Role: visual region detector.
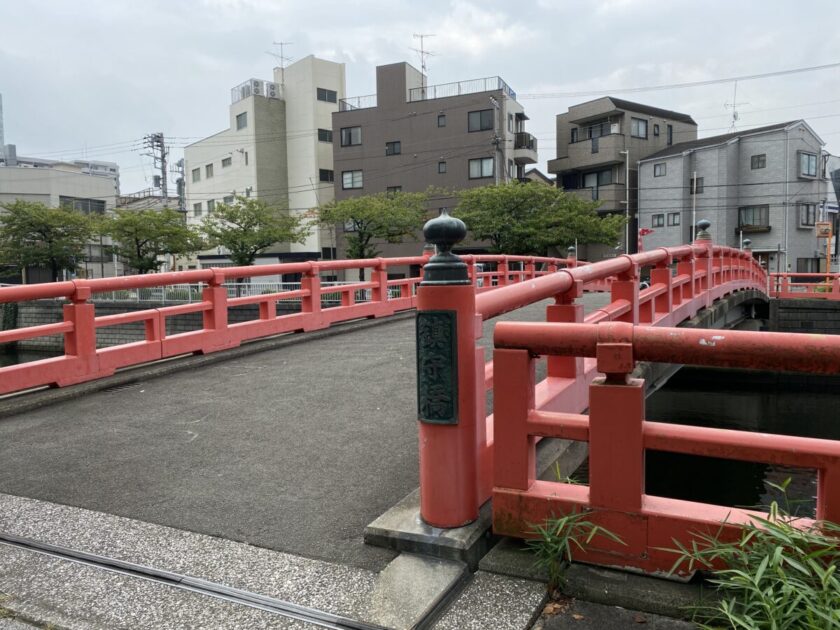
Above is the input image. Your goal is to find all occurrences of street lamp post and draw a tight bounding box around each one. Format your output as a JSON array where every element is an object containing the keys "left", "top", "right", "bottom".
[{"left": 619, "top": 150, "right": 630, "bottom": 254}]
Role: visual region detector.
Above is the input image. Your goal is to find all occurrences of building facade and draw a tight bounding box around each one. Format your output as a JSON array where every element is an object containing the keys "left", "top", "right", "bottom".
[
  {"left": 547, "top": 97, "right": 697, "bottom": 260},
  {"left": 184, "top": 55, "right": 345, "bottom": 271},
  {"left": 331, "top": 62, "right": 537, "bottom": 262},
  {"left": 638, "top": 121, "right": 829, "bottom": 273}
]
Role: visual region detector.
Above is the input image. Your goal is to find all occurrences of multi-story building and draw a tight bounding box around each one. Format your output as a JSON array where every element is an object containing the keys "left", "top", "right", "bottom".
[
  {"left": 0, "top": 145, "right": 122, "bottom": 281},
  {"left": 547, "top": 97, "right": 697, "bottom": 260},
  {"left": 331, "top": 62, "right": 537, "bottom": 265},
  {"left": 185, "top": 55, "right": 345, "bottom": 272},
  {"left": 638, "top": 121, "right": 829, "bottom": 273}
]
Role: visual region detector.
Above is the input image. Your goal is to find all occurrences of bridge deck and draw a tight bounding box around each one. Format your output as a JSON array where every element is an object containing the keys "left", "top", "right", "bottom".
[{"left": 0, "top": 294, "right": 610, "bottom": 573}]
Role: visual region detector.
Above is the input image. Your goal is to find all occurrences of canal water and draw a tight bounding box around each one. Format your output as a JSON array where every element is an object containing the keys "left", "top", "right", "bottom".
[{"left": 573, "top": 367, "right": 839, "bottom": 518}]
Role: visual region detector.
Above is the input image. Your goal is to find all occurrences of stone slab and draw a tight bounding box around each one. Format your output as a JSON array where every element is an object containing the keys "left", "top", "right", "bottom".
[
  {"left": 536, "top": 599, "right": 695, "bottom": 629},
  {"left": 430, "top": 571, "right": 546, "bottom": 630},
  {"left": 0, "top": 494, "right": 464, "bottom": 629}
]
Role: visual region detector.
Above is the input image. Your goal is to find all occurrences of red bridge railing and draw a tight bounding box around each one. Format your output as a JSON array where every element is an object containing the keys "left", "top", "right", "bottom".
[
  {"left": 0, "top": 253, "right": 579, "bottom": 396},
  {"left": 415, "top": 218, "right": 768, "bottom": 529},
  {"left": 491, "top": 321, "right": 840, "bottom": 575},
  {"left": 770, "top": 272, "right": 840, "bottom": 300}
]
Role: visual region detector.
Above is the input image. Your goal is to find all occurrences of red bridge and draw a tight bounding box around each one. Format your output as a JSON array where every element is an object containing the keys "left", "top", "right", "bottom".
[{"left": 0, "top": 215, "right": 838, "bottom": 577}]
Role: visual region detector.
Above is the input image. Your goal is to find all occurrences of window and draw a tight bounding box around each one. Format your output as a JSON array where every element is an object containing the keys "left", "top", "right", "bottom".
[
  {"left": 221, "top": 157, "right": 232, "bottom": 168},
  {"left": 244, "top": 152, "right": 249, "bottom": 165},
  {"left": 318, "top": 129, "right": 333, "bottom": 143},
  {"left": 570, "top": 128, "right": 578, "bottom": 143},
  {"left": 385, "top": 141, "right": 401, "bottom": 156},
  {"left": 751, "top": 154, "right": 766, "bottom": 170},
  {"left": 739, "top": 205, "right": 770, "bottom": 229},
  {"left": 321, "top": 247, "right": 337, "bottom": 260},
  {"left": 799, "top": 203, "right": 817, "bottom": 227},
  {"left": 193, "top": 202, "right": 202, "bottom": 217},
  {"left": 437, "top": 114, "right": 446, "bottom": 127},
  {"left": 191, "top": 168, "right": 200, "bottom": 183},
  {"left": 386, "top": 186, "right": 402, "bottom": 193},
  {"left": 206, "top": 199, "right": 215, "bottom": 214},
  {"left": 508, "top": 159, "right": 514, "bottom": 178},
  {"left": 582, "top": 169, "right": 613, "bottom": 189},
  {"left": 654, "top": 163, "right": 666, "bottom": 177},
  {"left": 631, "top": 117, "right": 648, "bottom": 139},
  {"left": 317, "top": 88, "right": 337, "bottom": 103},
  {"left": 342, "top": 170, "right": 363, "bottom": 189},
  {"left": 799, "top": 152, "right": 817, "bottom": 178},
  {"left": 667, "top": 124, "right": 673, "bottom": 146},
  {"left": 507, "top": 113, "right": 513, "bottom": 133},
  {"left": 340, "top": 126, "right": 361, "bottom": 146},
  {"left": 223, "top": 195, "right": 234, "bottom": 204},
  {"left": 205, "top": 163, "right": 214, "bottom": 178},
  {"left": 652, "top": 214, "right": 665, "bottom": 227},
  {"left": 690, "top": 176, "right": 704, "bottom": 194},
  {"left": 797, "top": 258, "right": 822, "bottom": 273},
  {"left": 468, "top": 157, "right": 494, "bottom": 179},
  {"left": 653, "top": 124, "right": 660, "bottom": 136},
  {"left": 438, "top": 161, "right": 447, "bottom": 174},
  {"left": 236, "top": 112, "right": 247, "bottom": 130},
  {"left": 319, "top": 168, "right": 334, "bottom": 183},
  {"left": 667, "top": 212, "right": 680, "bottom": 226},
  {"left": 58, "top": 196, "right": 105, "bottom": 214},
  {"left": 468, "top": 109, "right": 494, "bottom": 132}
]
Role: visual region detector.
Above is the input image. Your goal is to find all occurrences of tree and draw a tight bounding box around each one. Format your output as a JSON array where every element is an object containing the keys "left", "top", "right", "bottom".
[
  {"left": 200, "top": 196, "right": 310, "bottom": 269},
  {"left": 318, "top": 191, "right": 428, "bottom": 278},
  {"left": 103, "top": 207, "right": 204, "bottom": 274},
  {"left": 454, "top": 182, "right": 625, "bottom": 256},
  {"left": 0, "top": 200, "right": 96, "bottom": 282}
]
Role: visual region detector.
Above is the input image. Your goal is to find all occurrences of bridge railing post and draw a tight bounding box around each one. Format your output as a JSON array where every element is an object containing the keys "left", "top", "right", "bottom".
[
  {"left": 547, "top": 281, "right": 583, "bottom": 378},
  {"left": 493, "top": 347, "right": 536, "bottom": 491},
  {"left": 650, "top": 255, "right": 673, "bottom": 318},
  {"left": 611, "top": 258, "right": 639, "bottom": 324},
  {"left": 497, "top": 256, "right": 509, "bottom": 287},
  {"left": 694, "top": 220, "right": 714, "bottom": 304},
  {"left": 201, "top": 269, "right": 232, "bottom": 351},
  {"left": 416, "top": 210, "right": 481, "bottom": 528},
  {"left": 63, "top": 283, "right": 97, "bottom": 368}
]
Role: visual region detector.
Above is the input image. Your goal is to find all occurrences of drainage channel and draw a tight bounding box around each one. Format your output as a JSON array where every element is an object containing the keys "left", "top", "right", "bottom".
[{"left": 0, "top": 532, "right": 393, "bottom": 630}]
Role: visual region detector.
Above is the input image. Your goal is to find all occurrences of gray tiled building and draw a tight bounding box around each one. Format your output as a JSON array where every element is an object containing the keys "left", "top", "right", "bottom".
[
  {"left": 547, "top": 97, "right": 697, "bottom": 260},
  {"left": 638, "top": 121, "right": 829, "bottom": 273},
  {"left": 332, "top": 62, "right": 537, "bottom": 261}
]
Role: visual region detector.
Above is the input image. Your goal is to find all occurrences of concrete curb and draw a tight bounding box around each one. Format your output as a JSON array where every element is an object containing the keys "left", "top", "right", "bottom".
[{"left": 0, "top": 310, "right": 416, "bottom": 420}]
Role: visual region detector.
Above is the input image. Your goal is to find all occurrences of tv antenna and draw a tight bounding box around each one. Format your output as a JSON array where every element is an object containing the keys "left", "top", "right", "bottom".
[
  {"left": 270, "top": 41, "right": 294, "bottom": 86},
  {"left": 410, "top": 33, "right": 436, "bottom": 78},
  {"left": 724, "top": 81, "right": 749, "bottom": 132}
]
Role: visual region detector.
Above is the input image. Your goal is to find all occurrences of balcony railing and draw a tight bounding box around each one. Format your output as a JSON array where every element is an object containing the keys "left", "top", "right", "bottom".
[
  {"left": 408, "top": 77, "right": 516, "bottom": 102},
  {"left": 339, "top": 94, "right": 377, "bottom": 111},
  {"left": 514, "top": 132, "right": 537, "bottom": 151}
]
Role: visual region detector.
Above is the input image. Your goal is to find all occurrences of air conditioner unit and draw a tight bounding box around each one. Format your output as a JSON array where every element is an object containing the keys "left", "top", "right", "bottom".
[
  {"left": 251, "top": 79, "right": 263, "bottom": 96},
  {"left": 266, "top": 82, "right": 279, "bottom": 99},
  {"left": 610, "top": 123, "right": 620, "bottom": 134}
]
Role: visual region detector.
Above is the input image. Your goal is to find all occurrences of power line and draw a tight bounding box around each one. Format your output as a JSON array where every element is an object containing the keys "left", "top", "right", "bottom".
[{"left": 518, "top": 61, "right": 840, "bottom": 99}]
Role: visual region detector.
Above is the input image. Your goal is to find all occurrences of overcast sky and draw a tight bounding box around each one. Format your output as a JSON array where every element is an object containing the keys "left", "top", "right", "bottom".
[{"left": 2, "top": 0, "right": 839, "bottom": 194}]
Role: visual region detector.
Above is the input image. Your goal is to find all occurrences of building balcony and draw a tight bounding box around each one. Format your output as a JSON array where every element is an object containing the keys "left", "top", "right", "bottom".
[
  {"left": 549, "top": 133, "right": 627, "bottom": 174},
  {"left": 565, "top": 183, "right": 625, "bottom": 209},
  {"left": 513, "top": 132, "right": 538, "bottom": 164},
  {"left": 408, "top": 76, "right": 515, "bottom": 102},
  {"left": 339, "top": 94, "right": 377, "bottom": 111}
]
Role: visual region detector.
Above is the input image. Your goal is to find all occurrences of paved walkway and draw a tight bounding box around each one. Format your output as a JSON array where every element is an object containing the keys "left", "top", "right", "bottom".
[{"left": 0, "top": 293, "right": 633, "bottom": 629}]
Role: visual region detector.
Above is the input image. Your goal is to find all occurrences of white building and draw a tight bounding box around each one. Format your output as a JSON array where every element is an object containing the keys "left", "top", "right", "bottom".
[{"left": 185, "top": 55, "right": 346, "bottom": 272}]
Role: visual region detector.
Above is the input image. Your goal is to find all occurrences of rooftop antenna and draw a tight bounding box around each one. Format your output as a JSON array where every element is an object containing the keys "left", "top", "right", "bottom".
[
  {"left": 724, "top": 81, "right": 749, "bottom": 132},
  {"left": 411, "top": 33, "right": 436, "bottom": 80},
  {"left": 271, "top": 41, "right": 294, "bottom": 86}
]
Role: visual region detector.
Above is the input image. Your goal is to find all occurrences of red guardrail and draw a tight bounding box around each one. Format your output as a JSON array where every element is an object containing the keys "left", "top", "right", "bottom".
[
  {"left": 416, "top": 225, "right": 768, "bottom": 528},
  {"left": 770, "top": 272, "right": 840, "bottom": 300},
  {"left": 0, "top": 254, "right": 579, "bottom": 396},
  {"left": 491, "top": 321, "right": 840, "bottom": 575}
]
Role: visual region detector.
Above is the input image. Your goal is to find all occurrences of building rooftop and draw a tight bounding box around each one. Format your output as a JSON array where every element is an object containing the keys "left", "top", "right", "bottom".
[
  {"left": 641, "top": 121, "right": 796, "bottom": 161},
  {"left": 605, "top": 97, "right": 697, "bottom": 125}
]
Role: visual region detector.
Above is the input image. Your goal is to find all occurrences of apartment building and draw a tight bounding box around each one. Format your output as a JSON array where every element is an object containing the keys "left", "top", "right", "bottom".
[
  {"left": 638, "top": 121, "right": 829, "bottom": 273},
  {"left": 185, "top": 55, "right": 345, "bottom": 271},
  {"left": 547, "top": 97, "right": 697, "bottom": 260},
  {"left": 331, "top": 62, "right": 537, "bottom": 263}
]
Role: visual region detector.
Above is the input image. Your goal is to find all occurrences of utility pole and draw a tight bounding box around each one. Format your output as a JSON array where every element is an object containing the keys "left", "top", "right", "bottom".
[
  {"left": 143, "top": 133, "right": 168, "bottom": 198},
  {"left": 489, "top": 95, "right": 502, "bottom": 184},
  {"left": 619, "top": 150, "right": 630, "bottom": 253},
  {"left": 691, "top": 170, "right": 697, "bottom": 242},
  {"left": 172, "top": 158, "right": 186, "bottom": 216}
]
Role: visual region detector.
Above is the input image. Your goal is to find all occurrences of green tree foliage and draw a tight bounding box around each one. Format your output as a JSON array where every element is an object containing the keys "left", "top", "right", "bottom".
[
  {"left": 103, "top": 207, "right": 204, "bottom": 274},
  {"left": 454, "top": 182, "right": 624, "bottom": 255},
  {"left": 200, "top": 196, "right": 310, "bottom": 268},
  {"left": 318, "top": 191, "right": 429, "bottom": 279},
  {"left": 0, "top": 200, "right": 96, "bottom": 282}
]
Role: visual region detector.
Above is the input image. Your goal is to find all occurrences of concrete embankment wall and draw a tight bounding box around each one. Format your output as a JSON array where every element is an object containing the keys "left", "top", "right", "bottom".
[
  {"left": 769, "top": 298, "right": 840, "bottom": 334},
  {"left": 9, "top": 301, "right": 301, "bottom": 352}
]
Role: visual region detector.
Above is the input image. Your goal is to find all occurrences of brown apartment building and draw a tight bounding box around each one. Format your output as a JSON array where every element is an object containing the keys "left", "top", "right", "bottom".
[
  {"left": 547, "top": 97, "right": 697, "bottom": 260},
  {"left": 331, "top": 62, "right": 537, "bottom": 271}
]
